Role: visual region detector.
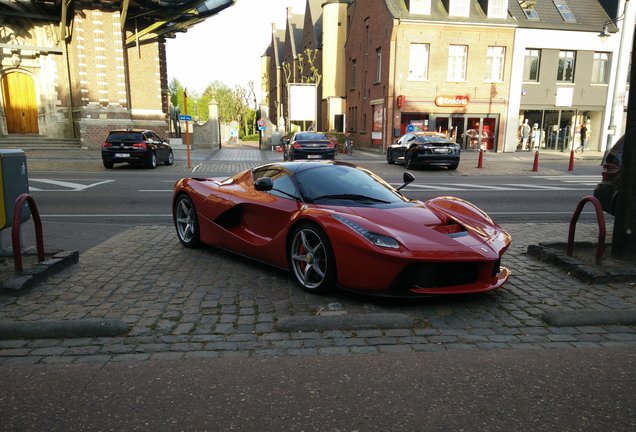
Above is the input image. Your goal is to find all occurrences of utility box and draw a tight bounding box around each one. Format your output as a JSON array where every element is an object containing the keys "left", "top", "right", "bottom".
[{"left": 0, "top": 149, "right": 30, "bottom": 230}]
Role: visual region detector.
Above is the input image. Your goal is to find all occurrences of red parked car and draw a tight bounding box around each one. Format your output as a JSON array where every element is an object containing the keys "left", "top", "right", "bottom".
[{"left": 172, "top": 161, "right": 511, "bottom": 297}]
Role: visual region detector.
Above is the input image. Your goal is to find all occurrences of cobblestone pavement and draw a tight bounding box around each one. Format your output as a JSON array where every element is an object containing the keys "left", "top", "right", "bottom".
[{"left": 2, "top": 144, "right": 632, "bottom": 365}]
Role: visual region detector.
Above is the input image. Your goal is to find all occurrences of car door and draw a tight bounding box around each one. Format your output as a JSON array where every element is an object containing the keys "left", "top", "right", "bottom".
[
  {"left": 393, "top": 133, "right": 412, "bottom": 162},
  {"left": 234, "top": 167, "right": 302, "bottom": 267},
  {"left": 149, "top": 132, "right": 167, "bottom": 161}
]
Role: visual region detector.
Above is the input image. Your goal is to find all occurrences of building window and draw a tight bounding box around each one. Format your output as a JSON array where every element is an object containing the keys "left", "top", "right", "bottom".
[
  {"left": 485, "top": 46, "right": 505, "bottom": 82},
  {"left": 523, "top": 49, "right": 541, "bottom": 81},
  {"left": 553, "top": 0, "right": 576, "bottom": 22},
  {"left": 408, "top": 43, "right": 429, "bottom": 80},
  {"left": 375, "top": 48, "right": 382, "bottom": 83},
  {"left": 448, "top": 45, "right": 467, "bottom": 81},
  {"left": 487, "top": 0, "right": 508, "bottom": 19},
  {"left": 408, "top": 0, "right": 431, "bottom": 14},
  {"left": 519, "top": 0, "right": 539, "bottom": 19},
  {"left": 592, "top": 52, "right": 610, "bottom": 84},
  {"left": 449, "top": 0, "right": 470, "bottom": 17},
  {"left": 351, "top": 59, "right": 357, "bottom": 89},
  {"left": 557, "top": 50, "right": 576, "bottom": 82}
]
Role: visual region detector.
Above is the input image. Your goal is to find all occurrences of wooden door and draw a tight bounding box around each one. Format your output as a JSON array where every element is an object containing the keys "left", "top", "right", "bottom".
[{"left": 1, "top": 71, "right": 39, "bottom": 134}]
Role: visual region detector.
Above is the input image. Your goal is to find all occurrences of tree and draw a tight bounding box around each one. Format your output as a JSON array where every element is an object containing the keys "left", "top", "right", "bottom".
[{"left": 611, "top": 31, "right": 636, "bottom": 261}]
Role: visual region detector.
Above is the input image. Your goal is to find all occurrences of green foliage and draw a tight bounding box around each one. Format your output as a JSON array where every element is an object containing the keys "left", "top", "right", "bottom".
[{"left": 170, "top": 78, "right": 258, "bottom": 136}]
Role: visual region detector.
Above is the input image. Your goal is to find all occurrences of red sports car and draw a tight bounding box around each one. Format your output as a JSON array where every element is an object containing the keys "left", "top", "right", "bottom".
[{"left": 172, "top": 161, "right": 511, "bottom": 296}]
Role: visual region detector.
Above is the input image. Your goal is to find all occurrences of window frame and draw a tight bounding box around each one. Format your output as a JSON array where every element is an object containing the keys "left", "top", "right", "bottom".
[
  {"left": 375, "top": 47, "right": 382, "bottom": 83},
  {"left": 485, "top": 46, "right": 506, "bottom": 82},
  {"left": 557, "top": 50, "right": 576, "bottom": 82},
  {"left": 447, "top": 44, "right": 468, "bottom": 82},
  {"left": 553, "top": 0, "right": 576, "bottom": 23},
  {"left": 591, "top": 52, "right": 610, "bottom": 84},
  {"left": 487, "top": 0, "right": 508, "bottom": 19},
  {"left": 449, "top": 0, "right": 470, "bottom": 17},
  {"left": 408, "top": 0, "right": 431, "bottom": 15},
  {"left": 523, "top": 48, "right": 541, "bottom": 82},
  {"left": 408, "top": 43, "right": 430, "bottom": 81}
]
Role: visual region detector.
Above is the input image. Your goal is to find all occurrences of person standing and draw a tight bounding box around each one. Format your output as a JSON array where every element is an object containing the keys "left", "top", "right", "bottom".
[{"left": 579, "top": 124, "right": 588, "bottom": 153}]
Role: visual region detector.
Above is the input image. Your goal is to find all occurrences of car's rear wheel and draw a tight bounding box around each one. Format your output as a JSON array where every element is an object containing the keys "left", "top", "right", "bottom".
[
  {"left": 174, "top": 194, "right": 200, "bottom": 248},
  {"left": 103, "top": 160, "right": 114, "bottom": 169},
  {"left": 165, "top": 151, "right": 174, "bottom": 166},
  {"left": 387, "top": 150, "right": 394, "bottom": 164},
  {"left": 288, "top": 223, "right": 336, "bottom": 294},
  {"left": 147, "top": 152, "right": 157, "bottom": 169}
]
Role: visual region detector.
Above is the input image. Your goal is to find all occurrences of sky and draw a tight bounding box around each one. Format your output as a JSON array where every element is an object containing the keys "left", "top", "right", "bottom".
[{"left": 165, "top": 0, "right": 306, "bottom": 102}]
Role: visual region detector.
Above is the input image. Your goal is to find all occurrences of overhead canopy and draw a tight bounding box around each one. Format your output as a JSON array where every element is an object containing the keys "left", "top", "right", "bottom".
[{"left": 0, "top": 0, "right": 236, "bottom": 46}]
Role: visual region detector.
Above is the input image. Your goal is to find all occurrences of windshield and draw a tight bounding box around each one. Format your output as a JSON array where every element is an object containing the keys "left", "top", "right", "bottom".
[
  {"left": 295, "top": 164, "right": 408, "bottom": 205},
  {"left": 107, "top": 132, "right": 144, "bottom": 142}
]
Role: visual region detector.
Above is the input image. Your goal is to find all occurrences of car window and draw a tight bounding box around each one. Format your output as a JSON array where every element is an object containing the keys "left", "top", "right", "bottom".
[
  {"left": 253, "top": 167, "right": 299, "bottom": 200},
  {"left": 296, "top": 133, "right": 328, "bottom": 141},
  {"left": 295, "top": 164, "right": 407, "bottom": 204},
  {"left": 415, "top": 135, "right": 451, "bottom": 144},
  {"left": 605, "top": 138, "right": 624, "bottom": 167},
  {"left": 106, "top": 132, "right": 144, "bottom": 142}
]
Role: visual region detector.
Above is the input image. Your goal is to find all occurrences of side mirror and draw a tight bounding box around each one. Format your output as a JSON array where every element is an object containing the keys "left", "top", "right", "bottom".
[
  {"left": 254, "top": 177, "right": 274, "bottom": 191},
  {"left": 396, "top": 172, "right": 415, "bottom": 191}
]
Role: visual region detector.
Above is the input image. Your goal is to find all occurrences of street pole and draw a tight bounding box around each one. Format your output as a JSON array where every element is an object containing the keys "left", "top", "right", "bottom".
[{"left": 184, "top": 88, "right": 191, "bottom": 169}]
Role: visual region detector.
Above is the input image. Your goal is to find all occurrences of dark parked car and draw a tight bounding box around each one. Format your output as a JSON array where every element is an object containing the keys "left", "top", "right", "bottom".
[
  {"left": 102, "top": 129, "right": 174, "bottom": 169},
  {"left": 594, "top": 136, "right": 624, "bottom": 215},
  {"left": 387, "top": 131, "right": 461, "bottom": 170},
  {"left": 283, "top": 132, "right": 336, "bottom": 161}
]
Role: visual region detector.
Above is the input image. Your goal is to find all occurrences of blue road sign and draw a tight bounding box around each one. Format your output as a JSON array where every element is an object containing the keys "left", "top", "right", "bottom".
[
  {"left": 406, "top": 124, "right": 415, "bottom": 132},
  {"left": 179, "top": 115, "right": 192, "bottom": 121}
]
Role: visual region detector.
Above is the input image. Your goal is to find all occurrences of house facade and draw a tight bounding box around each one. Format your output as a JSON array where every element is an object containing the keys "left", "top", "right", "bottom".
[
  {"left": 0, "top": 0, "right": 234, "bottom": 149},
  {"left": 264, "top": 0, "right": 627, "bottom": 153}
]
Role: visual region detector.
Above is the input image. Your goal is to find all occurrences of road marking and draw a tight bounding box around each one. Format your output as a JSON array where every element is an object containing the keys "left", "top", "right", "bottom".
[
  {"left": 139, "top": 190, "right": 173, "bottom": 192},
  {"left": 400, "top": 183, "right": 591, "bottom": 192},
  {"left": 40, "top": 214, "right": 172, "bottom": 218},
  {"left": 29, "top": 179, "right": 113, "bottom": 191}
]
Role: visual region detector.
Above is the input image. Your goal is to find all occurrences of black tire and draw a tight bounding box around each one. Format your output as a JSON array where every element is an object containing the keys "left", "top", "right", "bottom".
[
  {"left": 405, "top": 152, "right": 414, "bottom": 169},
  {"left": 103, "top": 160, "right": 114, "bottom": 169},
  {"left": 165, "top": 151, "right": 174, "bottom": 166},
  {"left": 448, "top": 163, "right": 459, "bottom": 170},
  {"left": 288, "top": 223, "right": 336, "bottom": 294},
  {"left": 147, "top": 152, "right": 157, "bottom": 169},
  {"left": 387, "top": 150, "right": 394, "bottom": 164},
  {"left": 174, "top": 194, "right": 200, "bottom": 248}
]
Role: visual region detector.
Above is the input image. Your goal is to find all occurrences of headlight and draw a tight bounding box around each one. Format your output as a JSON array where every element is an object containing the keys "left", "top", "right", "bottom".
[{"left": 332, "top": 214, "right": 400, "bottom": 249}]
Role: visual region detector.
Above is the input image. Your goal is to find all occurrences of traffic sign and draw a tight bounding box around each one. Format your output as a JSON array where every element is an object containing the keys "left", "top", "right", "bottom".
[
  {"left": 257, "top": 119, "right": 266, "bottom": 127},
  {"left": 407, "top": 124, "right": 415, "bottom": 132},
  {"left": 258, "top": 126, "right": 266, "bottom": 131},
  {"left": 179, "top": 115, "right": 192, "bottom": 121}
]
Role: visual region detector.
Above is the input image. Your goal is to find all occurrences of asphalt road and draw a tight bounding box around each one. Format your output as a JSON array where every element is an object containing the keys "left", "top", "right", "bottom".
[
  {"left": 2, "top": 348, "right": 635, "bottom": 431},
  {"left": 21, "top": 165, "right": 606, "bottom": 252}
]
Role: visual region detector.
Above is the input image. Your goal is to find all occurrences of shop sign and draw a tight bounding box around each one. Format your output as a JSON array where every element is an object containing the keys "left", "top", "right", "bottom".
[{"left": 434, "top": 95, "right": 470, "bottom": 107}]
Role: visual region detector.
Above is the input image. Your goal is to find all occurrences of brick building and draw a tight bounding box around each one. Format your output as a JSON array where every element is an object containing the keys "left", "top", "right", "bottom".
[{"left": 0, "top": 0, "right": 234, "bottom": 149}]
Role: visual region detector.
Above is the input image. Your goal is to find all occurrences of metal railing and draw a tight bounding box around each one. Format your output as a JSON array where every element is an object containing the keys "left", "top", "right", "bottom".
[
  {"left": 567, "top": 196, "right": 606, "bottom": 266},
  {"left": 12, "top": 193, "right": 45, "bottom": 273}
]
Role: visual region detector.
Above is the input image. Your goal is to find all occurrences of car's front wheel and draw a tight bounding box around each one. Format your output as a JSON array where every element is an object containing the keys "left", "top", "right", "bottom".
[
  {"left": 387, "top": 150, "right": 394, "bottom": 164},
  {"left": 165, "top": 151, "right": 174, "bottom": 166},
  {"left": 288, "top": 223, "right": 336, "bottom": 294},
  {"left": 405, "top": 152, "right": 415, "bottom": 169},
  {"left": 174, "top": 194, "right": 200, "bottom": 248}
]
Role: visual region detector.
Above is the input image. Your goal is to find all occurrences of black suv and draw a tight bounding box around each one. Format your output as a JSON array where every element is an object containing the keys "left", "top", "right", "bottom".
[
  {"left": 593, "top": 136, "right": 624, "bottom": 215},
  {"left": 102, "top": 129, "right": 174, "bottom": 169}
]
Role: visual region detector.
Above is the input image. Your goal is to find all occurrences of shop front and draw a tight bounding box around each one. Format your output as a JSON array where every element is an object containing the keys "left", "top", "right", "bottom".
[
  {"left": 518, "top": 108, "right": 601, "bottom": 152},
  {"left": 399, "top": 113, "right": 500, "bottom": 152}
]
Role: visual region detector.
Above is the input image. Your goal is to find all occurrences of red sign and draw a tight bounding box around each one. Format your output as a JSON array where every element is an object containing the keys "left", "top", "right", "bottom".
[{"left": 434, "top": 95, "right": 470, "bottom": 107}]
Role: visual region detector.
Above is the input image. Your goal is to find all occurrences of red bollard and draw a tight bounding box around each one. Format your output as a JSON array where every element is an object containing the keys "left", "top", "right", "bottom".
[
  {"left": 568, "top": 149, "right": 575, "bottom": 171},
  {"left": 532, "top": 150, "right": 539, "bottom": 172},
  {"left": 477, "top": 148, "right": 484, "bottom": 168}
]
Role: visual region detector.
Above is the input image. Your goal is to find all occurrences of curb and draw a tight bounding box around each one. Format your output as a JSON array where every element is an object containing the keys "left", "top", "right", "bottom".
[
  {"left": 1, "top": 251, "right": 79, "bottom": 295},
  {"left": 526, "top": 242, "right": 636, "bottom": 284},
  {"left": 0, "top": 319, "right": 130, "bottom": 340},
  {"left": 276, "top": 313, "right": 413, "bottom": 332},
  {"left": 544, "top": 309, "right": 636, "bottom": 327}
]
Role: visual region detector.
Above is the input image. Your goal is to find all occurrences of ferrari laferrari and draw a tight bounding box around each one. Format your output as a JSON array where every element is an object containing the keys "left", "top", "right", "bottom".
[{"left": 172, "top": 161, "right": 511, "bottom": 296}]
